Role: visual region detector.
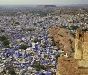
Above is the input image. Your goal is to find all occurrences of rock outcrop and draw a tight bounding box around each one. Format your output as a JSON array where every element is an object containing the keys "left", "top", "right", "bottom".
[
  {"left": 48, "top": 26, "right": 74, "bottom": 56},
  {"left": 56, "top": 28, "right": 88, "bottom": 75}
]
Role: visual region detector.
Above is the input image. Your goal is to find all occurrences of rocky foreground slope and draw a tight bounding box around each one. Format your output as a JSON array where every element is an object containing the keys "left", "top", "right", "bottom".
[
  {"left": 49, "top": 27, "right": 88, "bottom": 75},
  {"left": 48, "top": 26, "right": 75, "bottom": 57}
]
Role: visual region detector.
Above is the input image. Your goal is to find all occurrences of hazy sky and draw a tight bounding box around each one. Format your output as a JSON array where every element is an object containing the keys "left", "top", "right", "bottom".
[{"left": 0, "top": 0, "right": 88, "bottom": 5}]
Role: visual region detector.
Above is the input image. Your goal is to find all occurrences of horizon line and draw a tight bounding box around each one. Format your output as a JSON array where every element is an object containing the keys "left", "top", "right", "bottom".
[{"left": 0, "top": 3, "right": 88, "bottom": 6}]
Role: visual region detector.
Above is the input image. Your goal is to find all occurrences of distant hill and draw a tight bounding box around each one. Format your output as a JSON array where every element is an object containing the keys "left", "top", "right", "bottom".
[
  {"left": 37, "top": 5, "right": 57, "bottom": 8},
  {"left": 44, "top": 5, "right": 56, "bottom": 8}
]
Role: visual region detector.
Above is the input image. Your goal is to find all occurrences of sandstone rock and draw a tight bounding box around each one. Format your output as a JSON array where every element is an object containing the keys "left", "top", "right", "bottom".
[{"left": 48, "top": 26, "right": 74, "bottom": 57}]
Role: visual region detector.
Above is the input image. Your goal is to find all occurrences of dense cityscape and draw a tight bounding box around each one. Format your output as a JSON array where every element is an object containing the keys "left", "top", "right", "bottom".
[{"left": 0, "top": 5, "right": 88, "bottom": 75}]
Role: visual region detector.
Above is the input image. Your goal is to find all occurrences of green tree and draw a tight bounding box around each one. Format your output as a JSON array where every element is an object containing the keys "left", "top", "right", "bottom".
[
  {"left": 0, "top": 35, "right": 10, "bottom": 48},
  {"left": 2, "top": 40, "right": 10, "bottom": 47},
  {"left": 32, "top": 61, "right": 46, "bottom": 71},
  {"left": 0, "top": 35, "right": 7, "bottom": 41},
  {"left": 19, "top": 44, "right": 28, "bottom": 50}
]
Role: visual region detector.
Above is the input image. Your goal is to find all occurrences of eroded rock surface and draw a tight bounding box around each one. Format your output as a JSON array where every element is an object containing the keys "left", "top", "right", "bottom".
[{"left": 48, "top": 26, "right": 74, "bottom": 56}]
